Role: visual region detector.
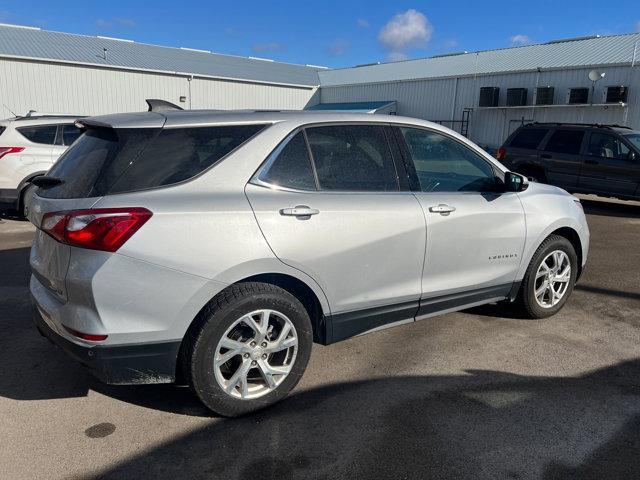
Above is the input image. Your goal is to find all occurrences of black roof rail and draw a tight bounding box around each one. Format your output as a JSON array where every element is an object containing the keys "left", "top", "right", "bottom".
[
  {"left": 524, "top": 122, "right": 632, "bottom": 130},
  {"left": 145, "top": 99, "right": 184, "bottom": 112}
]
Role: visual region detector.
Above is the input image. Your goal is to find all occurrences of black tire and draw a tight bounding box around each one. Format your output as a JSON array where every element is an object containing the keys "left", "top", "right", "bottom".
[
  {"left": 513, "top": 234, "right": 578, "bottom": 319},
  {"left": 183, "top": 282, "right": 312, "bottom": 417}
]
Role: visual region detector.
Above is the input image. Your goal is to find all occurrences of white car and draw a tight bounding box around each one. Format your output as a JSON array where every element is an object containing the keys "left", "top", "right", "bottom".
[{"left": 0, "top": 114, "right": 83, "bottom": 216}]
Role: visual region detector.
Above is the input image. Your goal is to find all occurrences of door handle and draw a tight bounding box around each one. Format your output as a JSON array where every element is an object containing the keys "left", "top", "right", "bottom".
[
  {"left": 541, "top": 154, "right": 552, "bottom": 159},
  {"left": 280, "top": 205, "right": 319, "bottom": 217},
  {"left": 429, "top": 204, "right": 456, "bottom": 215},
  {"left": 585, "top": 159, "right": 599, "bottom": 165}
]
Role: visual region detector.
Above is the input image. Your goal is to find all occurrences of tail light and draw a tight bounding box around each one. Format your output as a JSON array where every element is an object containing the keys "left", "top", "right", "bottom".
[
  {"left": 496, "top": 147, "right": 506, "bottom": 161},
  {"left": 63, "top": 325, "right": 108, "bottom": 342},
  {"left": 0, "top": 146, "right": 25, "bottom": 160},
  {"left": 41, "top": 208, "right": 152, "bottom": 252}
]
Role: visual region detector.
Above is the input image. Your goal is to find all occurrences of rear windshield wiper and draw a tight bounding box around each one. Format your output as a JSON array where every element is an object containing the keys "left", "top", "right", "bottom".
[{"left": 31, "top": 175, "right": 64, "bottom": 188}]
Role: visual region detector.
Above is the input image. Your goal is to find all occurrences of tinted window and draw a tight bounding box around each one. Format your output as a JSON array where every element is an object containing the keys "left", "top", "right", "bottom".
[
  {"left": 40, "top": 124, "right": 265, "bottom": 199},
  {"left": 624, "top": 133, "right": 640, "bottom": 151},
  {"left": 544, "top": 130, "right": 584, "bottom": 154},
  {"left": 61, "top": 124, "right": 82, "bottom": 146},
  {"left": 587, "top": 132, "right": 630, "bottom": 159},
  {"left": 259, "top": 132, "right": 316, "bottom": 190},
  {"left": 400, "top": 128, "right": 498, "bottom": 192},
  {"left": 0, "top": 127, "right": 5, "bottom": 137},
  {"left": 305, "top": 125, "right": 398, "bottom": 191},
  {"left": 509, "top": 128, "right": 548, "bottom": 149},
  {"left": 17, "top": 125, "right": 58, "bottom": 145}
]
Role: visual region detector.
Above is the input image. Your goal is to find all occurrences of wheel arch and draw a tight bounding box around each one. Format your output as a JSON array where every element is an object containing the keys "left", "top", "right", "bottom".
[
  {"left": 175, "top": 271, "right": 330, "bottom": 383},
  {"left": 550, "top": 226, "right": 583, "bottom": 279}
]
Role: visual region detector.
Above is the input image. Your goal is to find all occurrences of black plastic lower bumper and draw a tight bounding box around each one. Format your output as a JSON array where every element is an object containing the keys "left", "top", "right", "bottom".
[{"left": 33, "top": 304, "right": 181, "bottom": 385}]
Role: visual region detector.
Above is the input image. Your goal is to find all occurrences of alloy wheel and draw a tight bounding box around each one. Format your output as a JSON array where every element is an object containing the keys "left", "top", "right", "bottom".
[
  {"left": 533, "top": 250, "right": 571, "bottom": 308},
  {"left": 213, "top": 309, "right": 298, "bottom": 400}
]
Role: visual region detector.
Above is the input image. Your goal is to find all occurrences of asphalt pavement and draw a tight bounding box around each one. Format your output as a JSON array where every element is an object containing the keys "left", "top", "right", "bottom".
[{"left": 0, "top": 194, "right": 639, "bottom": 479}]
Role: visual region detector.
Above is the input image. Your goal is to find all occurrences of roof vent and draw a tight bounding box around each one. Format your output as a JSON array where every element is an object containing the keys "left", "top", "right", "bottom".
[
  {"left": 546, "top": 35, "right": 599, "bottom": 44},
  {"left": 180, "top": 47, "right": 211, "bottom": 53},
  {"left": 96, "top": 35, "right": 134, "bottom": 43},
  {"left": 431, "top": 51, "right": 469, "bottom": 58},
  {"left": 248, "top": 56, "right": 275, "bottom": 62}
]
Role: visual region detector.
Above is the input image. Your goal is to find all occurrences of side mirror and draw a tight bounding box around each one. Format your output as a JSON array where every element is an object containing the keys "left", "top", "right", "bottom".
[
  {"left": 627, "top": 150, "right": 636, "bottom": 161},
  {"left": 504, "top": 171, "right": 529, "bottom": 192}
]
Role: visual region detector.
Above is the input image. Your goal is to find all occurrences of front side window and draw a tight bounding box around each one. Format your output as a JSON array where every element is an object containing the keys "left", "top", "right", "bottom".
[
  {"left": 624, "top": 133, "right": 640, "bottom": 151},
  {"left": 400, "top": 128, "right": 498, "bottom": 192},
  {"left": 17, "top": 125, "right": 58, "bottom": 145},
  {"left": 258, "top": 132, "right": 316, "bottom": 190},
  {"left": 305, "top": 125, "right": 398, "bottom": 191},
  {"left": 544, "top": 130, "right": 584, "bottom": 155},
  {"left": 587, "top": 132, "right": 630, "bottom": 159}
]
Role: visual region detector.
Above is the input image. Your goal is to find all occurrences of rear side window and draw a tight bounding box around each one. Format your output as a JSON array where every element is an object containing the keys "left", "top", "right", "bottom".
[
  {"left": 17, "top": 125, "right": 58, "bottom": 145},
  {"left": 258, "top": 132, "right": 316, "bottom": 190},
  {"left": 305, "top": 125, "right": 398, "bottom": 191},
  {"left": 544, "top": 130, "right": 584, "bottom": 154},
  {"left": 39, "top": 124, "right": 265, "bottom": 199},
  {"left": 0, "top": 127, "right": 5, "bottom": 137},
  {"left": 61, "top": 124, "right": 82, "bottom": 146},
  {"left": 509, "top": 128, "right": 548, "bottom": 149}
]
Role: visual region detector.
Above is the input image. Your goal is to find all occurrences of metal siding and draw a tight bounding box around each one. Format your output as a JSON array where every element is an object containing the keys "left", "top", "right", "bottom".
[
  {"left": 320, "top": 33, "right": 640, "bottom": 86},
  {"left": 321, "top": 65, "right": 640, "bottom": 147},
  {"left": 0, "top": 25, "right": 320, "bottom": 87},
  {"left": 0, "top": 58, "right": 317, "bottom": 116}
]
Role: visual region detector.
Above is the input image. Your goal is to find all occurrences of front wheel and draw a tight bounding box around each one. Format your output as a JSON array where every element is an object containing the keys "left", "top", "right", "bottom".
[
  {"left": 514, "top": 234, "right": 578, "bottom": 318},
  {"left": 184, "top": 282, "right": 312, "bottom": 417}
]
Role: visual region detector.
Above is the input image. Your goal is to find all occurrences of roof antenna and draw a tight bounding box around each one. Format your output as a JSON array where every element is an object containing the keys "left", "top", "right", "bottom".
[
  {"left": 2, "top": 103, "right": 17, "bottom": 117},
  {"left": 102, "top": 47, "right": 108, "bottom": 60}
]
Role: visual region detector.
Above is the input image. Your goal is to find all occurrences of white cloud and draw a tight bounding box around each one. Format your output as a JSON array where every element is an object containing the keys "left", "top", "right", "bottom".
[
  {"left": 328, "top": 39, "right": 350, "bottom": 56},
  {"left": 357, "top": 18, "right": 370, "bottom": 28},
  {"left": 510, "top": 34, "right": 531, "bottom": 46},
  {"left": 378, "top": 9, "right": 432, "bottom": 61}
]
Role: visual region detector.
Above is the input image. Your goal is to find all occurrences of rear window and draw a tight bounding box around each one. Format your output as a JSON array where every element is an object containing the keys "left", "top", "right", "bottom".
[
  {"left": 509, "top": 128, "right": 548, "bottom": 149},
  {"left": 544, "top": 129, "right": 584, "bottom": 155},
  {"left": 17, "top": 125, "right": 58, "bottom": 145},
  {"left": 38, "top": 124, "right": 266, "bottom": 199}
]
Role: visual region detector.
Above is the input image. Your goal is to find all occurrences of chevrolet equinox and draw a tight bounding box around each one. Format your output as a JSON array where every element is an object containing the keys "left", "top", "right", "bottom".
[{"left": 28, "top": 107, "right": 589, "bottom": 416}]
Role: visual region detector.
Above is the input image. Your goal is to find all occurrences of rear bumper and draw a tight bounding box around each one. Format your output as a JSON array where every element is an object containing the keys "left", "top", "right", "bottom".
[{"left": 33, "top": 300, "right": 181, "bottom": 385}]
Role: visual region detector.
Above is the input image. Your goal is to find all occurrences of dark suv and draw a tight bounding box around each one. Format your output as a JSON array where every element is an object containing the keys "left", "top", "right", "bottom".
[{"left": 497, "top": 123, "right": 640, "bottom": 201}]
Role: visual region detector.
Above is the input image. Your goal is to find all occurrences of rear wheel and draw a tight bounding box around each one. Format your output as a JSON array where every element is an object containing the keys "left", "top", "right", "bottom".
[
  {"left": 514, "top": 234, "right": 577, "bottom": 318},
  {"left": 184, "top": 282, "right": 312, "bottom": 417}
]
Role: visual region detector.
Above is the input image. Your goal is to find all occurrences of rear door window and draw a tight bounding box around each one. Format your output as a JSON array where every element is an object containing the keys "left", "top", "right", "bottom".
[
  {"left": 305, "top": 125, "right": 398, "bottom": 191},
  {"left": 17, "top": 125, "right": 58, "bottom": 145},
  {"left": 509, "top": 128, "right": 548, "bottom": 149},
  {"left": 544, "top": 130, "right": 584, "bottom": 154},
  {"left": 258, "top": 132, "right": 316, "bottom": 190},
  {"left": 39, "top": 124, "right": 266, "bottom": 199}
]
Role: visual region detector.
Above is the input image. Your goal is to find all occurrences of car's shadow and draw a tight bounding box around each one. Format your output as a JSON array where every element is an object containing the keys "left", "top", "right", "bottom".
[{"left": 94, "top": 361, "right": 640, "bottom": 480}]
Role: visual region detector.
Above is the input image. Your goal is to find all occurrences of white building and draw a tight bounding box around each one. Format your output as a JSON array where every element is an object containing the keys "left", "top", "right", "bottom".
[{"left": 1, "top": 23, "right": 639, "bottom": 148}]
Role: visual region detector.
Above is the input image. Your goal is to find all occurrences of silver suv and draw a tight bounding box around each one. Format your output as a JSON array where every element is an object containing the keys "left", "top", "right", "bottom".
[{"left": 28, "top": 109, "right": 589, "bottom": 416}]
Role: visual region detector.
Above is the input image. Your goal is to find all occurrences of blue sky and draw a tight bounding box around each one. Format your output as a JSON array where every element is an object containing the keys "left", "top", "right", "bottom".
[{"left": 0, "top": 0, "right": 639, "bottom": 68}]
